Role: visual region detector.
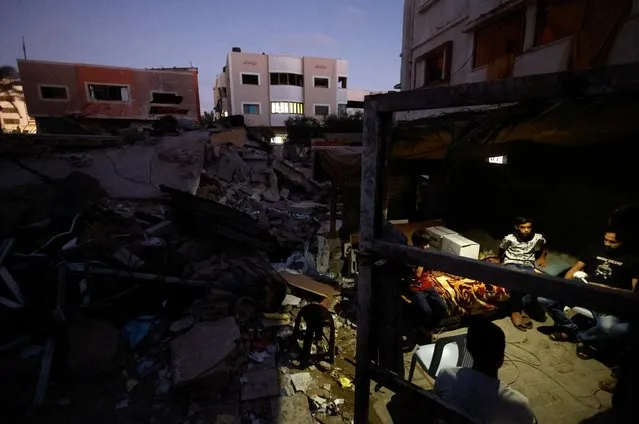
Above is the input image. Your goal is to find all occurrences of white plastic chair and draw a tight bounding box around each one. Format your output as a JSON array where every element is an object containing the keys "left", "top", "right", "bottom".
[
  {"left": 408, "top": 333, "right": 474, "bottom": 382},
  {"left": 568, "top": 272, "right": 596, "bottom": 320}
]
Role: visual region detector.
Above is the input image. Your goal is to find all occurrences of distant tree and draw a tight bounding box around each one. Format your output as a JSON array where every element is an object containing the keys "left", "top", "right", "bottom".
[
  {"left": 323, "top": 111, "right": 363, "bottom": 133},
  {"left": 284, "top": 115, "right": 322, "bottom": 147},
  {"left": 200, "top": 111, "right": 216, "bottom": 128}
]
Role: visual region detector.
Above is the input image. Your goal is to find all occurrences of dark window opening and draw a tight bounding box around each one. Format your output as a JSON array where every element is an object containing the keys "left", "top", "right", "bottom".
[
  {"left": 417, "top": 41, "right": 453, "bottom": 87},
  {"left": 151, "top": 92, "right": 183, "bottom": 104},
  {"left": 535, "top": 0, "right": 586, "bottom": 47},
  {"left": 346, "top": 100, "right": 364, "bottom": 109},
  {"left": 149, "top": 106, "right": 189, "bottom": 115},
  {"left": 338, "top": 76, "right": 348, "bottom": 89},
  {"left": 313, "top": 77, "right": 330, "bottom": 88},
  {"left": 269, "top": 73, "right": 303, "bottom": 86},
  {"left": 473, "top": 10, "right": 525, "bottom": 68},
  {"left": 40, "top": 85, "right": 68, "bottom": 100},
  {"left": 88, "top": 84, "right": 129, "bottom": 102},
  {"left": 243, "top": 103, "right": 260, "bottom": 114},
  {"left": 337, "top": 104, "right": 347, "bottom": 116},
  {"left": 1, "top": 107, "right": 18, "bottom": 114},
  {"left": 2, "top": 118, "right": 20, "bottom": 125},
  {"left": 314, "top": 105, "right": 329, "bottom": 116},
  {"left": 241, "top": 74, "right": 259, "bottom": 85}
]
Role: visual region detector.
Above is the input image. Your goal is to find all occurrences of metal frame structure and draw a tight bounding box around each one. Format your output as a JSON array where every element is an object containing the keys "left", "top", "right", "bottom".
[{"left": 354, "top": 63, "right": 639, "bottom": 423}]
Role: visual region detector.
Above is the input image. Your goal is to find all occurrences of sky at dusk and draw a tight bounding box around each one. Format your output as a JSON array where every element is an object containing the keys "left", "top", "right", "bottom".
[{"left": 0, "top": 0, "right": 404, "bottom": 112}]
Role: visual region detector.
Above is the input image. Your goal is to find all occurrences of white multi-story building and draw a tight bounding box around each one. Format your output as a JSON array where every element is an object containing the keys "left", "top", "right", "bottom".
[
  {"left": 214, "top": 48, "right": 350, "bottom": 128},
  {"left": 0, "top": 83, "right": 36, "bottom": 133}
]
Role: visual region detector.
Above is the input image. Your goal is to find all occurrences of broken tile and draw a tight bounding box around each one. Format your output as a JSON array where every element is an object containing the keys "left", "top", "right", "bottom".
[{"left": 290, "top": 372, "right": 313, "bottom": 393}]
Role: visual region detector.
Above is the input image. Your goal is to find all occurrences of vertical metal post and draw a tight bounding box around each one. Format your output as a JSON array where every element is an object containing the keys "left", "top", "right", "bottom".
[
  {"left": 329, "top": 182, "right": 337, "bottom": 236},
  {"left": 354, "top": 99, "right": 392, "bottom": 424}
]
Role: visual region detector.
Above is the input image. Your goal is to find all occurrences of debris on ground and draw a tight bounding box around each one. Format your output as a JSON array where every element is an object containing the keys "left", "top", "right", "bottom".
[{"left": 0, "top": 122, "right": 360, "bottom": 423}]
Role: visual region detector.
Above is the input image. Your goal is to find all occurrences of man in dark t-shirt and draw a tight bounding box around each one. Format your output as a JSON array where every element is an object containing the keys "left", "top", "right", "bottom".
[{"left": 541, "top": 228, "right": 639, "bottom": 358}]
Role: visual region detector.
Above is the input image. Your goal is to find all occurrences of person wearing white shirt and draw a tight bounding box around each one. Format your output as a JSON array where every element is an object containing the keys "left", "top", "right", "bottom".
[{"left": 434, "top": 320, "right": 537, "bottom": 424}]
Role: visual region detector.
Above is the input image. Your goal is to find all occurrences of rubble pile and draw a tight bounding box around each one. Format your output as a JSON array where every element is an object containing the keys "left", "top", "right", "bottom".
[
  {"left": 0, "top": 123, "right": 359, "bottom": 423},
  {"left": 198, "top": 128, "right": 329, "bottom": 252}
]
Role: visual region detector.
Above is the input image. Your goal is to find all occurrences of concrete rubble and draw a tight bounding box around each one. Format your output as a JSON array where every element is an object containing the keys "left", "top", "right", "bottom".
[{"left": 0, "top": 119, "right": 360, "bottom": 423}]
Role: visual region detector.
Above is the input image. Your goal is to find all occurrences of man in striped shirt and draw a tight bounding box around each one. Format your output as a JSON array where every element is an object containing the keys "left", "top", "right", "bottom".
[{"left": 499, "top": 216, "right": 547, "bottom": 331}]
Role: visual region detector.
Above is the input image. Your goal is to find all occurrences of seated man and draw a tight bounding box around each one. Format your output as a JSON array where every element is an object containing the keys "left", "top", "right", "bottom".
[
  {"left": 499, "top": 216, "right": 547, "bottom": 331},
  {"left": 408, "top": 230, "right": 448, "bottom": 327},
  {"left": 434, "top": 320, "right": 536, "bottom": 424},
  {"left": 543, "top": 226, "right": 638, "bottom": 358}
]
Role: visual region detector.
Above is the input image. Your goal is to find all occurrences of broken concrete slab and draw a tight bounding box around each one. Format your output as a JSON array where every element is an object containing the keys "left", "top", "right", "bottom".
[
  {"left": 271, "top": 394, "right": 314, "bottom": 424},
  {"left": 240, "top": 368, "right": 280, "bottom": 401},
  {"left": 209, "top": 127, "right": 247, "bottom": 149},
  {"left": 0, "top": 131, "right": 208, "bottom": 198},
  {"left": 171, "top": 316, "right": 240, "bottom": 385},
  {"left": 290, "top": 372, "right": 313, "bottom": 393},
  {"left": 215, "top": 146, "right": 252, "bottom": 182}
]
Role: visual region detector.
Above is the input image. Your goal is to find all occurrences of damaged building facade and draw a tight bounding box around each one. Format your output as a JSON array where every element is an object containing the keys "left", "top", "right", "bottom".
[
  {"left": 400, "top": 0, "right": 639, "bottom": 93},
  {"left": 17, "top": 59, "right": 201, "bottom": 132}
]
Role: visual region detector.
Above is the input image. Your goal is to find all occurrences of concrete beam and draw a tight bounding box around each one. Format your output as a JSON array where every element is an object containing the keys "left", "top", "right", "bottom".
[{"left": 367, "top": 62, "right": 639, "bottom": 113}]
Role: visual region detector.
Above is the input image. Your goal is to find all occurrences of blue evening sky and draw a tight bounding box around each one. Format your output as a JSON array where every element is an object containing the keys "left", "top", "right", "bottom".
[{"left": 0, "top": 0, "right": 403, "bottom": 111}]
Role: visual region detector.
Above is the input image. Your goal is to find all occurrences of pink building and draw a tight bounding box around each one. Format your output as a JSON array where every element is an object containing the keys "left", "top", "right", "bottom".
[{"left": 214, "top": 48, "right": 350, "bottom": 131}]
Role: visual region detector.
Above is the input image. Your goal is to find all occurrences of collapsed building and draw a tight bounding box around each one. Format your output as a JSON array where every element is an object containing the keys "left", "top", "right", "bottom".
[{"left": 0, "top": 118, "right": 360, "bottom": 423}]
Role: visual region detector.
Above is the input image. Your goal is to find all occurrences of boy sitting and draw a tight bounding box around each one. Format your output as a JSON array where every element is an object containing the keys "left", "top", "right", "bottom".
[{"left": 499, "top": 216, "right": 547, "bottom": 331}]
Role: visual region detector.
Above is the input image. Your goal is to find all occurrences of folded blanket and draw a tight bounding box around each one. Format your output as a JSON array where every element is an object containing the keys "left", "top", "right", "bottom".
[{"left": 422, "top": 270, "right": 510, "bottom": 316}]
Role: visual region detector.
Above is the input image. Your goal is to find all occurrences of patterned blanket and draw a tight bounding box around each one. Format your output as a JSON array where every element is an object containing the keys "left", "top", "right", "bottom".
[{"left": 422, "top": 270, "right": 510, "bottom": 316}]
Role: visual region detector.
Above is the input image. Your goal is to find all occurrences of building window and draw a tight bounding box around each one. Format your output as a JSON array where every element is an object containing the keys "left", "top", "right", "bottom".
[
  {"left": 473, "top": 10, "right": 525, "bottom": 68},
  {"left": 338, "top": 76, "right": 347, "bottom": 89},
  {"left": 1, "top": 107, "right": 18, "bottom": 114},
  {"left": 40, "top": 85, "right": 69, "bottom": 100},
  {"left": 88, "top": 84, "right": 130, "bottom": 102},
  {"left": 242, "top": 103, "right": 260, "bottom": 114},
  {"left": 151, "top": 92, "right": 183, "bottom": 104},
  {"left": 535, "top": 0, "right": 586, "bottom": 47},
  {"left": 488, "top": 155, "right": 508, "bottom": 165},
  {"left": 337, "top": 103, "right": 347, "bottom": 116},
  {"left": 241, "top": 73, "right": 260, "bottom": 85},
  {"left": 2, "top": 118, "right": 20, "bottom": 125},
  {"left": 416, "top": 41, "right": 453, "bottom": 86},
  {"left": 271, "top": 102, "right": 304, "bottom": 114},
  {"left": 270, "top": 73, "right": 303, "bottom": 87},
  {"left": 313, "top": 77, "right": 330, "bottom": 88},
  {"left": 219, "top": 87, "right": 228, "bottom": 98},
  {"left": 314, "top": 105, "right": 330, "bottom": 116}
]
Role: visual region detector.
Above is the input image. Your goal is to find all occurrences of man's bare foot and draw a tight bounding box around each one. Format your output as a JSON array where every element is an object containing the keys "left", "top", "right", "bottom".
[
  {"left": 599, "top": 376, "right": 618, "bottom": 393},
  {"left": 511, "top": 312, "right": 528, "bottom": 331}
]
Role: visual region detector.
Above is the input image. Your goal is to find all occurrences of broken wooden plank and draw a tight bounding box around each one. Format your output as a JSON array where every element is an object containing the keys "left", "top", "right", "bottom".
[{"left": 279, "top": 272, "right": 339, "bottom": 301}]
